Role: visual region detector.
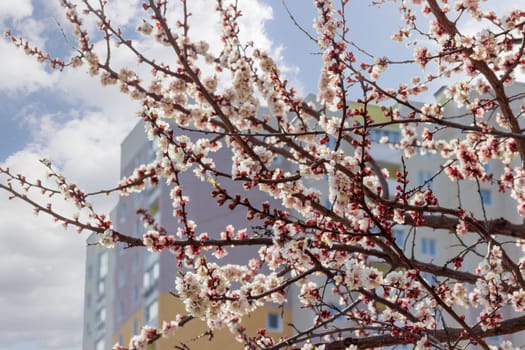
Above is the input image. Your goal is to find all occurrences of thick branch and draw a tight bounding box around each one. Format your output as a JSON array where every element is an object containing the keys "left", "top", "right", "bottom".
[{"left": 323, "top": 313, "right": 525, "bottom": 349}]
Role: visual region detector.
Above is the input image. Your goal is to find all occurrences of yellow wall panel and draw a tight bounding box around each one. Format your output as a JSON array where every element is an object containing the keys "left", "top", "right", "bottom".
[{"left": 155, "top": 292, "right": 293, "bottom": 350}]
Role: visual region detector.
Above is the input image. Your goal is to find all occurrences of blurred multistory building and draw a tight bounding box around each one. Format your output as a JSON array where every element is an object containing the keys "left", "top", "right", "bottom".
[
  {"left": 290, "top": 85, "right": 525, "bottom": 346},
  {"left": 82, "top": 121, "right": 292, "bottom": 350}
]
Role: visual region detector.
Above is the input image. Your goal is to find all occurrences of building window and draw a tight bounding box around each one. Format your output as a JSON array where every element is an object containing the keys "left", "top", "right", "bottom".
[
  {"left": 119, "top": 301, "right": 125, "bottom": 321},
  {"left": 98, "top": 252, "right": 108, "bottom": 279},
  {"left": 266, "top": 312, "right": 282, "bottom": 333},
  {"left": 119, "top": 201, "right": 128, "bottom": 224},
  {"left": 421, "top": 238, "right": 436, "bottom": 256},
  {"left": 143, "top": 273, "right": 150, "bottom": 292},
  {"left": 133, "top": 319, "right": 140, "bottom": 335},
  {"left": 97, "top": 279, "right": 105, "bottom": 296},
  {"left": 483, "top": 162, "right": 491, "bottom": 174},
  {"left": 118, "top": 335, "right": 124, "bottom": 346},
  {"left": 95, "top": 338, "right": 105, "bottom": 350},
  {"left": 421, "top": 272, "right": 437, "bottom": 285},
  {"left": 145, "top": 300, "right": 158, "bottom": 326},
  {"left": 85, "top": 293, "right": 91, "bottom": 309},
  {"left": 392, "top": 229, "right": 405, "bottom": 247},
  {"left": 96, "top": 307, "right": 106, "bottom": 328},
  {"left": 480, "top": 189, "right": 492, "bottom": 206},
  {"left": 152, "top": 262, "right": 160, "bottom": 279},
  {"left": 118, "top": 270, "right": 127, "bottom": 289},
  {"left": 85, "top": 323, "right": 91, "bottom": 337},
  {"left": 143, "top": 261, "right": 160, "bottom": 293}
]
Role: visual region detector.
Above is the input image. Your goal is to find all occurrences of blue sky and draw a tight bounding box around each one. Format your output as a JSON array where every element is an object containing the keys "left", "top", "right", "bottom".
[{"left": 1, "top": 1, "right": 523, "bottom": 349}]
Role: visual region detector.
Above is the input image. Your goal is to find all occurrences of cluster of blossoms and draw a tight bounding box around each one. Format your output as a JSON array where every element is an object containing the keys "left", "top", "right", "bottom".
[
  {"left": 314, "top": 0, "right": 347, "bottom": 111},
  {"left": 174, "top": 261, "right": 285, "bottom": 331},
  {"left": 99, "top": 228, "right": 116, "bottom": 248},
  {"left": 126, "top": 326, "right": 157, "bottom": 350},
  {"left": 142, "top": 230, "right": 176, "bottom": 252},
  {"left": 112, "top": 319, "right": 185, "bottom": 350}
]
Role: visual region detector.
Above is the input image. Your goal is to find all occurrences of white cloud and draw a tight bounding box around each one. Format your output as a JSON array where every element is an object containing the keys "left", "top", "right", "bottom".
[
  {"left": 0, "top": 0, "right": 32, "bottom": 21},
  {"left": 0, "top": 105, "right": 130, "bottom": 350},
  {"left": 0, "top": 40, "right": 57, "bottom": 93},
  {"left": 0, "top": 1, "right": 60, "bottom": 94},
  {"left": 458, "top": 1, "right": 525, "bottom": 35},
  {"left": 103, "top": 0, "right": 140, "bottom": 29},
  {"left": 0, "top": 178, "right": 86, "bottom": 348},
  {"left": 186, "top": 0, "right": 274, "bottom": 52}
]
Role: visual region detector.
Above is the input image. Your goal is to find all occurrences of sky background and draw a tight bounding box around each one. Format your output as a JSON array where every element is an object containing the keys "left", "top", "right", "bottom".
[{"left": 0, "top": 1, "right": 523, "bottom": 349}]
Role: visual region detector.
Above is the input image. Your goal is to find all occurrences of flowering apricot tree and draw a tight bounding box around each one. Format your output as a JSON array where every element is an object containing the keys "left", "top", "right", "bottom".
[{"left": 2, "top": 0, "right": 525, "bottom": 349}]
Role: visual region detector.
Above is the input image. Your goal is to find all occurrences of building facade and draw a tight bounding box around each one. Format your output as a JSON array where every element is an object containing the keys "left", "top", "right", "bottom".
[
  {"left": 82, "top": 230, "right": 115, "bottom": 350},
  {"left": 289, "top": 85, "right": 525, "bottom": 345},
  {"left": 82, "top": 121, "right": 292, "bottom": 350}
]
